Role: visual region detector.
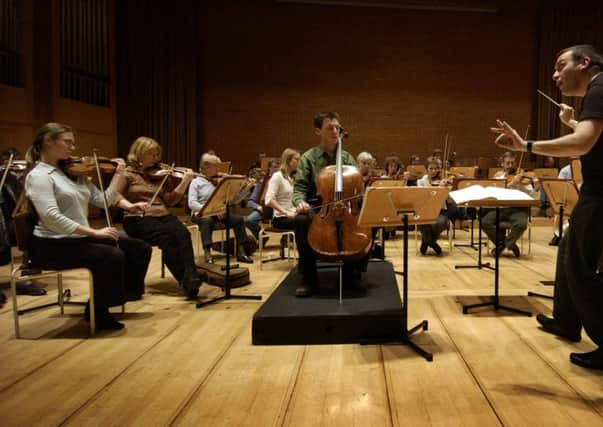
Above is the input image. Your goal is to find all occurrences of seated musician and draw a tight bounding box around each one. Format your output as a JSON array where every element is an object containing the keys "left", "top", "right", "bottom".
[
  {"left": 24, "top": 123, "right": 152, "bottom": 330},
  {"left": 416, "top": 157, "right": 451, "bottom": 255},
  {"left": 356, "top": 151, "right": 374, "bottom": 187},
  {"left": 245, "top": 158, "right": 281, "bottom": 242},
  {"left": 292, "top": 112, "right": 358, "bottom": 297},
  {"left": 381, "top": 154, "right": 406, "bottom": 180},
  {"left": 481, "top": 151, "right": 535, "bottom": 257},
  {"left": 265, "top": 148, "right": 300, "bottom": 230},
  {"left": 118, "top": 136, "right": 204, "bottom": 299},
  {"left": 188, "top": 153, "right": 254, "bottom": 265},
  {"left": 405, "top": 153, "right": 423, "bottom": 186}
]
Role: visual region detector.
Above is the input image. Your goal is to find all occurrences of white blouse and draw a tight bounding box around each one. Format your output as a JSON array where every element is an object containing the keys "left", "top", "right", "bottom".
[{"left": 264, "top": 171, "right": 295, "bottom": 218}]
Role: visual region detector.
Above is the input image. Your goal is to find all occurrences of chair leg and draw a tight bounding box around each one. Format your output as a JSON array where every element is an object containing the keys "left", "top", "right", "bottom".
[
  {"left": 88, "top": 271, "right": 95, "bottom": 336},
  {"left": 58, "top": 273, "right": 64, "bottom": 315},
  {"left": 10, "top": 274, "right": 20, "bottom": 339},
  {"left": 259, "top": 230, "right": 265, "bottom": 270}
]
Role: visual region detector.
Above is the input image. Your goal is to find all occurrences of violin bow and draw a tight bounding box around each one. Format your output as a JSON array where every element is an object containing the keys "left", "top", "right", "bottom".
[
  {"left": 92, "top": 150, "right": 115, "bottom": 232},
  {"left": 146, "top": 162, "right": 175, "bottom": 215},
  {"left": 0, "top": 152, "right": 14, "bottom": 194}
]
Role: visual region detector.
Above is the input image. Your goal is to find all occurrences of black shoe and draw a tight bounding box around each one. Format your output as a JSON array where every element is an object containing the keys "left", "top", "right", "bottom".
[
  {"left": 295, "top": 283, "right": 314, "bottom": 297},
  {"left": 570, "top": 348, "right": 603, "bottom": 370},
  {"left": 549, "top": 235, "right": 560, "bottom": 246},
  {"left": 420, "top": 242, "right": 427, "bottom": 255},
  {"left": 96, "top": 312, "right": 125, "bottom": 331},
  {"left": 125, "top": 292, "right": 143, "bottom": 302},
  {"left": 182, "top": 276, "right": 202, "bottom": 299},
  {"left": 536, "top": 314, "right": 581, "bottom": 342},
  {"left": 16, "top": 280, "right": 47, "bottom": 296},
  {"left": 430, "top": 242, "right": 442, "bottom": 255},
  {"left": 262, "top": 235, "right": 270, "bottom": 248},
  {"left": 510, "top": 243, "right": 521, "bottom": 258},
  {"left": 490, "top": 244, "right": 504, "bottom": 258},
  {"left": 236, "top": 254, "right": 253, "bottom": 264}
]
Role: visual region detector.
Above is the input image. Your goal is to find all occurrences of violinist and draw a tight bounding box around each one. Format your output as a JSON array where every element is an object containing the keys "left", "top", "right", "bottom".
[
  {"left": 292, "top": 112, "right": 357, "bottom": 297},
  {"left": 265, "top": 148, "right": 300, "bottom": 230},
  {"left": 245, "top": 158, "right": 281, "bottom": 242},
  {"left": 416, "top": 158, "right": 451, "bottom": 255},
  {"left": 356, "top": 151, "right": 374, "bottom": 187},
  {"left": 382, "top": 154, "right": 408, "bottom": 180},
  {"left": 24, "top": 123, "right": 152, "bottom": 330},
  {"left": 188, "top": 153, "right": 255, "bottom": 264},
  {"left": 118, "top": 136, "right": 204, "bottom": 299},
  {"left": 481, "top": 151, "right": 534, "bottom": 257},
  {"left": 492, "top": 44, "right": 603, "bottom": 369}
]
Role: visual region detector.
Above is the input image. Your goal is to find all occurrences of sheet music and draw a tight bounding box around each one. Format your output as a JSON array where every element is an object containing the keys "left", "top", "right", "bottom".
[{"left": 449, "top": 185, "right": 534, "bottom": 204}]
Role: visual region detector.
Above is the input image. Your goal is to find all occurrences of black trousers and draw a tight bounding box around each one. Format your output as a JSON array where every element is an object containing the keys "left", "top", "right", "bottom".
[
  {"left": 418, "top": 211, "right": 449, "bottom": 246},
  {"left": 124, "top": 215, "right": 197, "bottom": 283},
  {"left": 28, "top": 236, "right": 151, "bottom": 309},
  {"left": 191, "top": 213, "right": 248, "bottom": 249},
  {"left": 294, "top": 213, "right": 318, "bottom": 285},
  {"left": 272, "top": 216, "right": 295, "bottom": 230},
  {"left": 552, "top": 194, "right": 603, "bottom": 347}
]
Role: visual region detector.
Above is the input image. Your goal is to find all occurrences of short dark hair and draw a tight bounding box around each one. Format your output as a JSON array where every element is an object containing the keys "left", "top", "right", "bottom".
[
  {"left": 313, "top": 112, "right": 340, "bottom": 129},
  {"left": 558, "top": 44, "right": 603, "bottom": 73}
]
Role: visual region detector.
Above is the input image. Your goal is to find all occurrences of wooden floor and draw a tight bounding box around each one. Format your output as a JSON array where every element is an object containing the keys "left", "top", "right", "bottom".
[{"left": 1, "top": 225, "right": 602, "bottom": 426}]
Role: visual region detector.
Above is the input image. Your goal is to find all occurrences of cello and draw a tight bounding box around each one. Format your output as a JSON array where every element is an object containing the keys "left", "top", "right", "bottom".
[{"left": 307, "top": 129, "right": 371, "bottom": 261}]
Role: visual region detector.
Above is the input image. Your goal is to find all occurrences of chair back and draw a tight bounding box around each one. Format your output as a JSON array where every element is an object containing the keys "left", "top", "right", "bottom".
[{"left": 12, "top": 193, "right": 38, "bottom": 252}]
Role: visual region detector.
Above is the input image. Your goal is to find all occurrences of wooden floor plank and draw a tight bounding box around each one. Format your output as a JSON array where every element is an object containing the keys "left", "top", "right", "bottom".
[
  {"left": 383, "top": 299, "right": 501, "bottom": 427},
  {"left": 431, "top": 296, "right": 603, "bottom": 426},
  {"left": 283, "top": 344, "right": 391, "bottom": 427},
  {"left": 173, "top": 326, "right": 304, "bottom": 427},
  {"left": 63, "top": 303, "right": 257, "bottom": 427}
]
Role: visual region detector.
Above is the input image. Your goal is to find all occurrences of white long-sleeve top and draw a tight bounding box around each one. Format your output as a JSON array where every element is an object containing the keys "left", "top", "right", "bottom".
[
  {"left": 265, "top": 171, "right": 295, "bottom": 218},
  {"left": 25, "top": 162, "right": 118, "bottom": 238}
]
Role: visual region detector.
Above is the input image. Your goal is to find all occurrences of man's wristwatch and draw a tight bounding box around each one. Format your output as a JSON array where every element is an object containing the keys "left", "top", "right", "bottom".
[{"left": 526, "top": 141, "right": 533, "bottom": 153}]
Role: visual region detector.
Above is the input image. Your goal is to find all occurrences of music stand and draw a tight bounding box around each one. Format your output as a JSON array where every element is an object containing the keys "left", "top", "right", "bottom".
[
  {"left": 449, "top": 186, "right": 539, "bottom": 316},
  {"left": 195, "top": 176, "right": 262, "bottom": 308},
  {"left": 529, "top": 179, "right": 579, "bottom": 297},
  {"left": 358, "top": 186, "right": 449, "bottom": 362},
  {"left": 452, "top": 179, "right": 505, "bottom": 258}
]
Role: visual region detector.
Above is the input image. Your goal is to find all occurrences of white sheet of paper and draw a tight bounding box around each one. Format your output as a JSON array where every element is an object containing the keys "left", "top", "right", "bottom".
[{"left": 449, "top": 185, "right": 534, "bottom": 204}]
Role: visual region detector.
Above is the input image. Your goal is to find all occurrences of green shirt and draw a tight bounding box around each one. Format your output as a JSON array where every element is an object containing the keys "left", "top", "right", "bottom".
[{"left": 292, "top": 144, "right": 357, "bottom": 206}]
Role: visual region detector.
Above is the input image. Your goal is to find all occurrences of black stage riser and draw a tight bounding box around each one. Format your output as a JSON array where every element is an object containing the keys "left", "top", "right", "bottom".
[{"left": 252, "top": 261, "right": 405, "bottom": 345}]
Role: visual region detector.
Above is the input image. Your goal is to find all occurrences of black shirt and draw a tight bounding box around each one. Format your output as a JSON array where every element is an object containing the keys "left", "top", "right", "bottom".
[{"left": 578, "top": 72, "right": 603, "bottom": 196}]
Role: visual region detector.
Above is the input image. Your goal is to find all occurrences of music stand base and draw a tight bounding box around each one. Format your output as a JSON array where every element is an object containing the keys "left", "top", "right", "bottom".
[
  {"left": 196, "top": 293, "right": 262, "bottom": 308},
  {"left": 455, "top": 263, "right": 494, "bottom": 270},
  {"left": 462, "top": 299, "right": 532, "bottom": 316},
  {"left": 361, "top": 320, "right": 432, "bottom": 362},
  {"left": 527, "top": 291, "right": 553, "bottom": 300}
]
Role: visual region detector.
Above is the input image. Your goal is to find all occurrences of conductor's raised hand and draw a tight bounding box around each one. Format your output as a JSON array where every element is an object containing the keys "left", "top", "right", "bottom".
[
  {"left": 559, "top": 103, "right": 575, "bottom": 127},
  {"left": 491, "top": 119, "right": 526, "bottom": 152}
]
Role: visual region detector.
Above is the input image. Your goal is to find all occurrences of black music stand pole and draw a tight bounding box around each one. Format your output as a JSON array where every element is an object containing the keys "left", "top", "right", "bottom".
[
  {"left": 197, "top": 200, "right": 262, "bottom": 308},
  {"left": 461, "top": 207, "right": 532, "bottom": 316}
]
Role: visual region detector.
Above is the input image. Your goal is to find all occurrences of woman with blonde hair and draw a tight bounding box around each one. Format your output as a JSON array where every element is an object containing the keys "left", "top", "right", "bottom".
[
  {"left": 264, "top": 148, "right": 300, "bottom": 231},
  {"left": 118, "top": 136, "right": 203, "bottom": 298},
  {"left": 24, "top": 123, "right": 152, "bottom": 330}
]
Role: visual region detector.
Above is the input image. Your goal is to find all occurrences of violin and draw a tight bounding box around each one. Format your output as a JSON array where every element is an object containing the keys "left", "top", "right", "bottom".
[
  {"left": 143, "top": 162, "right": 200, "bottom": 181},
  {"left": 505, "top": 169, "right": 536, "bottom": 186},
  {"left": 63, "top": 156, "right": 118, "bottom": 177},
  {"left": 0, "top": 160, "right": 28, "bottom": 172}
]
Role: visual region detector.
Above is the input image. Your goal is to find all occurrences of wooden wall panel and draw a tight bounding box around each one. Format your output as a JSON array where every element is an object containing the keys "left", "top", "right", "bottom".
[
  {"left": 0, "top": 0, "right": 116, "bottom": 159},
  {"left": 202, "top": 2, "right": 537, "bottom": 172}
]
